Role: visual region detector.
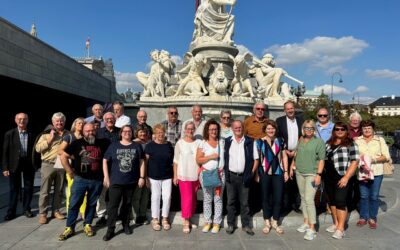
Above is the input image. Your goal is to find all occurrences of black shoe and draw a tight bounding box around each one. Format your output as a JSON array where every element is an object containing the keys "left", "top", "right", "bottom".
[
  {"left": 24, "top": 210, "right": 34, "bottom": 218},
  {"left": 226, "top": 225, "right": 235, "bottom": 234},
  {"left": 242, "top": 226, "right": 255, "bottom": 236},
  {"left": 96, "top": 217, "right": 107, "bottom": 226},
  {"left": 124, "top": 225, "right": 133, "bottom": 235},
  {"left": 4, "top": 214, "right": 15, "bottom": 221},
  {"left": 102, "top": 231, "right": 115, "bottom": 241},
  {"left": 293, "top": 207, "right": 302, "bottom": 214}
]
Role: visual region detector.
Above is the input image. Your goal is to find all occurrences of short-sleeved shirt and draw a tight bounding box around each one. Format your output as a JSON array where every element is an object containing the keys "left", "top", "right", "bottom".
[
  {"left": 173, "top": 139, "right": 201, "bottom": 181},
  {"left": 145, "top": 141, "right": 174, "bottom": 180},
  {"left": 65, "top": 138, "right": 110, "bottom": 180},
  {"left": 104, "top": 141, "right": 144, "bottom": 185},
  {"left": 325, "top": 142, "right": 359, "bottom": 175},
  {"left": 295, "top": 137, "right": 326, "bottom": 174},
  {"left": 198, "top": 139, "right": 225, "bottom": 170},
  {"left": 316, "top": 122, "right": 334, "bottom": 143}
]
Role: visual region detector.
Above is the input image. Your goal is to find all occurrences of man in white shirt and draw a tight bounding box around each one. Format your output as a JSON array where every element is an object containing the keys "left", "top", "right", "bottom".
[
  {"left": 223, "top": 120, "right": 259, "bottom": 235},
  {"left": 113, "top": 101, "right": 131, "bottom": 128},
  {"left": 181, "top": 105, "right": 207, "bottom": 140}
]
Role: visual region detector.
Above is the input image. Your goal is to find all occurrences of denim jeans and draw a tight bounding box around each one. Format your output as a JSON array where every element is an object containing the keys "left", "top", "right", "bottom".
[
  {"left": 359, "top": 175, "right": 383, "bottom": 221},
  {"left": 66, "top": 176, "right": 103, "bottom": 229}
]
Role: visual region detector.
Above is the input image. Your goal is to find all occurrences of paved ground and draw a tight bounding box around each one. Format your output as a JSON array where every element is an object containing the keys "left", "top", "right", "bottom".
[{"left": 0, "top": 165, "right": 399, "bottom": 250}]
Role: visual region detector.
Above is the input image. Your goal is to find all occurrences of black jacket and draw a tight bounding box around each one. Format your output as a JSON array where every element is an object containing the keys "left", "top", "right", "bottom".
[
  {"left": 2, "top": 128, "right": 35, "bottom": 172},
  {"left": 224, "top": 136, "right": 255, "bottom": 187},
  {"left": 276, "top": 115, "right": 304, "bottom": 150}
]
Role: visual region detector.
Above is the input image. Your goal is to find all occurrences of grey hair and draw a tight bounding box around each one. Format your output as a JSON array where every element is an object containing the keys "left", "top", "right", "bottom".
[
  {"left": 103, "top": 112, "right": 116, "bottom": 121},
  {"left": 184, "top": 121, "right": 196, "bottom": 130},
  {"left": 52, "top": 112, "right": 66, "bottom": 123},
  {"left": 253, "top": 102, "right": 266, "bottom": 110},
  {"left": 349, "top": 112, "right": 362, "bottom": 121},
  {"left": 191, "top": 105, "right": 202, "bottom": 112},
  {"left": 220, "top": 110, "right": 232, "bottom": 117}
]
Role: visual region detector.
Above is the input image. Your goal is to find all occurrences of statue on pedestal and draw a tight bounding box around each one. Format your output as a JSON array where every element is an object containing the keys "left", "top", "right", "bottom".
[
  {"left": 192, "top": 0, "right": 237, "bottom": 47},
  {"left": 174, "top": 53, "right": 210, "bottom": 97},
  {"left": 230, "top": 53, "right": 255, "bottom": 97},
  {"left": 209, "top": 63, "right": 229, "bottom": 96}
]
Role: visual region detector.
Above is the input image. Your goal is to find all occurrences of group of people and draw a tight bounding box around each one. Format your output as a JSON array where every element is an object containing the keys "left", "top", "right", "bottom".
[{"left": 2, "top": 100, "right": 391, "bottom": 242}]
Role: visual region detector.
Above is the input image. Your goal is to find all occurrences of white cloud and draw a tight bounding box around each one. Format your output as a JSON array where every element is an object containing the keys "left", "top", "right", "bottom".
[
  {"left": 114, "top": 71, "right": 142, "bottom": 93},
  {"left": 313, "top": 84, "right": 351, "bottom": 95},
  {"left": 170, "top": 55, "right": 183, "bottom": 66},
  {"left": 236, "top": 44, "right": 256, "bottom": 57},
  {"left": 354, "top": 85, "right": 369, "bottom": 93},
  {"left": 365, "top": 69, "right": 400, "bottom": 81},
  {"left": 263, "top": 36, "right": 369, "bottom": 69}
]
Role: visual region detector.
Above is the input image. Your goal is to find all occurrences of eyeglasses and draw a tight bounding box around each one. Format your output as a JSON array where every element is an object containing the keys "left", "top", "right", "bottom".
[
  {"left": 208, "top": 128, "right": 218, "bottom": 131},
  {"left": 221, "top": 116, "right": 230, "bottom": 120},
  {"left": 256, "top": 108, "right": 265, "bottom": 111},
  {"left": 334, "top": 127, "right": 346, "bottom": 132},
  {"left": 122, "top": 130, "right": 132, "bottom": 133},
  {"left": 105, "top": 118, "right": 114, "bottom": 121},
  {"left": 304, "top": 127, "right": 315, "bottom": 131},
  {"left": 318, "top": 114, "right": 328, "bottom": 118},
  {"left": 169, "top": 112, "right": 178, "bottom": 115}
]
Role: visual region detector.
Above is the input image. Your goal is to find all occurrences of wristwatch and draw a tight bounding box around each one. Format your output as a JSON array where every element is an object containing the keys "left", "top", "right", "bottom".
[{"left": 317, "top": 173, "right": 322, "bottom": 176}]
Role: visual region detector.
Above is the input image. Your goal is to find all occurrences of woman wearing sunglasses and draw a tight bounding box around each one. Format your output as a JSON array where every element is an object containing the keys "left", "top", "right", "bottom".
[
  {"left": 324, "top": 122, "right": 359, "bottom": 239},
  {"left": 290, "top": 120, "right": 325, "bottom": 241}
]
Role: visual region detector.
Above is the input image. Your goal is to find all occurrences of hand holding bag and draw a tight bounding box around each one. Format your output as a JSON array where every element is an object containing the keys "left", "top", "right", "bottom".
[{"left": 201, "top": 143, "right": 222, "bottom": 188}]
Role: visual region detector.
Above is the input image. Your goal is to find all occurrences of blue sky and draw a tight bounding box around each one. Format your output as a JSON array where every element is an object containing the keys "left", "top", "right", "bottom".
[{"left": 2, "top": 0, "right": 399, "bottom": 104}]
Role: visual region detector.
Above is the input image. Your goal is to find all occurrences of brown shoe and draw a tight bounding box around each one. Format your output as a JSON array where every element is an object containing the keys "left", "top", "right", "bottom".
[
  {"left": 39, "top": 214, "right": 47, "bottom": 224},
  {"left": 53, "top": 211, "right": 65, "bottom": 220}
]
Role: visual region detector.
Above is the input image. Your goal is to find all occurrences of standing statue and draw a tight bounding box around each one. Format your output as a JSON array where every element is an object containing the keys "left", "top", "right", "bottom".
[
  {"left": 229, "top": 53, "right": 255, "bottom": 97},
  {"left": 192, "top": 0, "right": 237, "bottom": 47},
  {"left": 209, "top": 63, "right": 229, "bottom": 96},
  {"left": 254, "top": 53, "right": 287, "bottom": 98},
  {"left": 136, "top": 49, "right": 176, "bottom": 97},
  {"left": 174, "top": 53, "right": 210, "bottom": 97}
]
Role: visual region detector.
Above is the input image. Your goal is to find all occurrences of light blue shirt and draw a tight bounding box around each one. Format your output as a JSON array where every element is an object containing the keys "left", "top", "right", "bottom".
[{"left": 316, "top": 121, "right": 334, "bottom": 143}]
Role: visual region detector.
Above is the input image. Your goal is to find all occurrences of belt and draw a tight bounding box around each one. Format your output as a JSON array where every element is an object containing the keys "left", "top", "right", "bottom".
[
  {"left": 42, "top": 160, "right": 55, "bottom": 165},
  {"left": 229, "top": 170, "right": 243, "bottom": 176}
]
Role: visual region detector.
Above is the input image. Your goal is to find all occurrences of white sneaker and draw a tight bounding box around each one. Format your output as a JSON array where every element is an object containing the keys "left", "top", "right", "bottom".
[
  {"left": 304, "top": 229, "right": 317, "bottom": 241},
  {"left": 297, "top": 223, "right": 310, "bottom": 233},
  {"left": 332, "top": 229, "right": 345, "bottom": 239},
  {"left": 326, "top": 224, "right": 337, "bottom": 233}
]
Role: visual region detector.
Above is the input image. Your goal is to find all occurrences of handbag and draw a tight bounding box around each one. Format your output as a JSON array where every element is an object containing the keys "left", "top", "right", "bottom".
[
  {"left": 378, "top": 137, "right": 394, "bottom": 176},
  {"left": 201, "top": 143, "right": 222, "bottom": 188}
]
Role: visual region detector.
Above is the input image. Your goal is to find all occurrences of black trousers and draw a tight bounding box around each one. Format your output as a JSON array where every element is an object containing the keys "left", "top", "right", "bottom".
[
  {"left": 7, "top": 159, "right": 35, "bottom": 216},
  {"left": 107, "top": 183, "right": 136, "bottom": 231},
  {"left": 261, "top": 174, "right": 284, "bottom": 220},
  {"left": 226, "top": 173, "right": 250, "bottom": 227}
]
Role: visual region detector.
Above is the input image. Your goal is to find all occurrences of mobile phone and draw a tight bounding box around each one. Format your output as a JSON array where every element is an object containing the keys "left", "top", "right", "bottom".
[{"left": 311, "top": 181, "right": 316, "bottom": 188}]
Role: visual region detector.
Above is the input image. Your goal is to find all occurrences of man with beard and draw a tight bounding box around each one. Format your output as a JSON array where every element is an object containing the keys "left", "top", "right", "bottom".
[{"left": 58, "top": 123, "right": 110, "bottom": 241}]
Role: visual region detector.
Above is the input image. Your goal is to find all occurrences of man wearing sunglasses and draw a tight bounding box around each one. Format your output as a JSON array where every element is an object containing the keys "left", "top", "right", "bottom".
[
  {"left": 316, "top": 107, "right": 334, "bottom": 143},
  {"left": 161, "top": 106, "right": 182, "bottom": 147}
]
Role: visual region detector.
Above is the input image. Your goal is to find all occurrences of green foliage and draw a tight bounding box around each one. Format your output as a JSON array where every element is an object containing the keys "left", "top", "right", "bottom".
[{"left": 372, "top": 116, "right": 400, "bottom": 135}]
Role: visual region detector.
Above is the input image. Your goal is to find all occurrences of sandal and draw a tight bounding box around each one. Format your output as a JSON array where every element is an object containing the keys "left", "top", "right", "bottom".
[
  {"left": 271, "top": 219, "right": 284, "bottom": 234},
  {"left": 162, "top": 217, "right": 171, "bottom": 231},
  {"left": 262, "top": 219, "right": 271, "bottom": 234},
  {"left": 183, "top": 221, "right": 190, "bottom": 234},
  {"left": 151, "top": 218, "right": 161, "bottom": 231}
]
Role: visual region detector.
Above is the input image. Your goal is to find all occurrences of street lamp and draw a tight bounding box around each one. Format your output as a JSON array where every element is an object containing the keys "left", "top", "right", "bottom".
[
  {"left": 290, "top": 84, "right": 306, "bottom": 103},
  {"left": 352, "top": 93, "right": 360, "bottom": 111},
  {"left": 330, "top": 72, "right": 343, "bottom": 119}
]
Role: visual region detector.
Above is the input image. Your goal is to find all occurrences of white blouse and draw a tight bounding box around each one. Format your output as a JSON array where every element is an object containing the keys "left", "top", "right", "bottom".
[{"left": 174, "top": 139, "right": 201, "bottom": 181}]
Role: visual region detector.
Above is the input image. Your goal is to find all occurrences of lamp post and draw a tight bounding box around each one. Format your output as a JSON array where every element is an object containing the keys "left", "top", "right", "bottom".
[
  {"left": 330, "top": 72, "right": 343, "bottom": 120},
  {"left": 290, "top": 84, "right": 306, "bottom": 104},
  {"left": 352, "top": 93, "right": 360, "bottom": 111}
]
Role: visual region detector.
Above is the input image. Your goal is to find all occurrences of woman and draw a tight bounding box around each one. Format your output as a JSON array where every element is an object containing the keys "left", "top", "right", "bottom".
[
  {"left": 290, "top": 120, "right": 325, "bottom": 241},
  {"left": 219, "top": 110, "right": 233, "bottom": 139},
  {"left": 59, "top": 117, "right": 85, "bottom": 218},
  {"left": 196, "top": 119, "right": 225, "bottom": 234},
  {"left": 102, "top": 125, "right": 145, "bottom": 241},
  {"left": 145, "top": 124, "right": 174, "bottom": 231},
  {"left": 132, "top": 125, "right": 151, "bottom": 225},
  {"left": 324, "top": 122, "right": 359, "bottom": 239},
  {"left": 355, "top": 120, "right": 390, "bottom": 229},
  {"left": 256, "top": 120, "right": 288, "bottom": 235},
  {"left": 173, "top": 121, "right": 201, "bottom": 233}
]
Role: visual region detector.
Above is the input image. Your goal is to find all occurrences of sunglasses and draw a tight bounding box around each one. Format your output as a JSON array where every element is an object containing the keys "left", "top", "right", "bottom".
[
  {"left": 304, "top": 127, "right": 315, "bottom": 131},
  {"left": 334, "top": 127, "right": 346, "bottom": 132},
  {"left": 221, "top": 116, "right": 231, "bottom": 119},
  {"left": 318, "top": 114, "right": 328, "bottom": 118},
  {"left": 169, "top": 112, "right": 178, "bottom": 115},
  {"left": 256, "top": 108, "right": 265, "bottom": 111}
]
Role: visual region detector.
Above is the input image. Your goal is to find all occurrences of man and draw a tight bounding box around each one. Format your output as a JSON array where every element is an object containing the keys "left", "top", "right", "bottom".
[
  {"left": 244, "top": 102, "right": 269, "bottom": 140},
  {"left": 113, "top": 101, "right": 131, "bottom": 128},
  {"left": 224, "top": 120, "right": 259, "bottom": 235},
  {"left": 134, "top": 110, "right": 153, "bottom": 139},
  {"left": 315, "top": 107, "right": 334, "bottom": 143},
  {"left": 276, "top": 100, "right": 303, "bottom": 213},
  {"left": 35, "top": 112, "right": 69, "bottom": 224},
  {"left": 348, "top": 112, "right": 362, "bottom": 140},
  {"left": 243, "top": 102, "right": 269, "bottom": 214},
  {"left": 85, "top": 103, "right": 105, "bottom": 128},
  {"left": 181, "top": 105, "right": 207, "bottom": 140},
  {"left": 58, "top": 123, "right": 110, "bottom": 241},
  {"left": 95, "top": 111, "right": 120, "bottom": 224},
  {"left": 161, "top": 106, "right": 182, "bottom": 147},
  {"left": 2, "top": 113, "right": 35, "bottom": 220}
]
